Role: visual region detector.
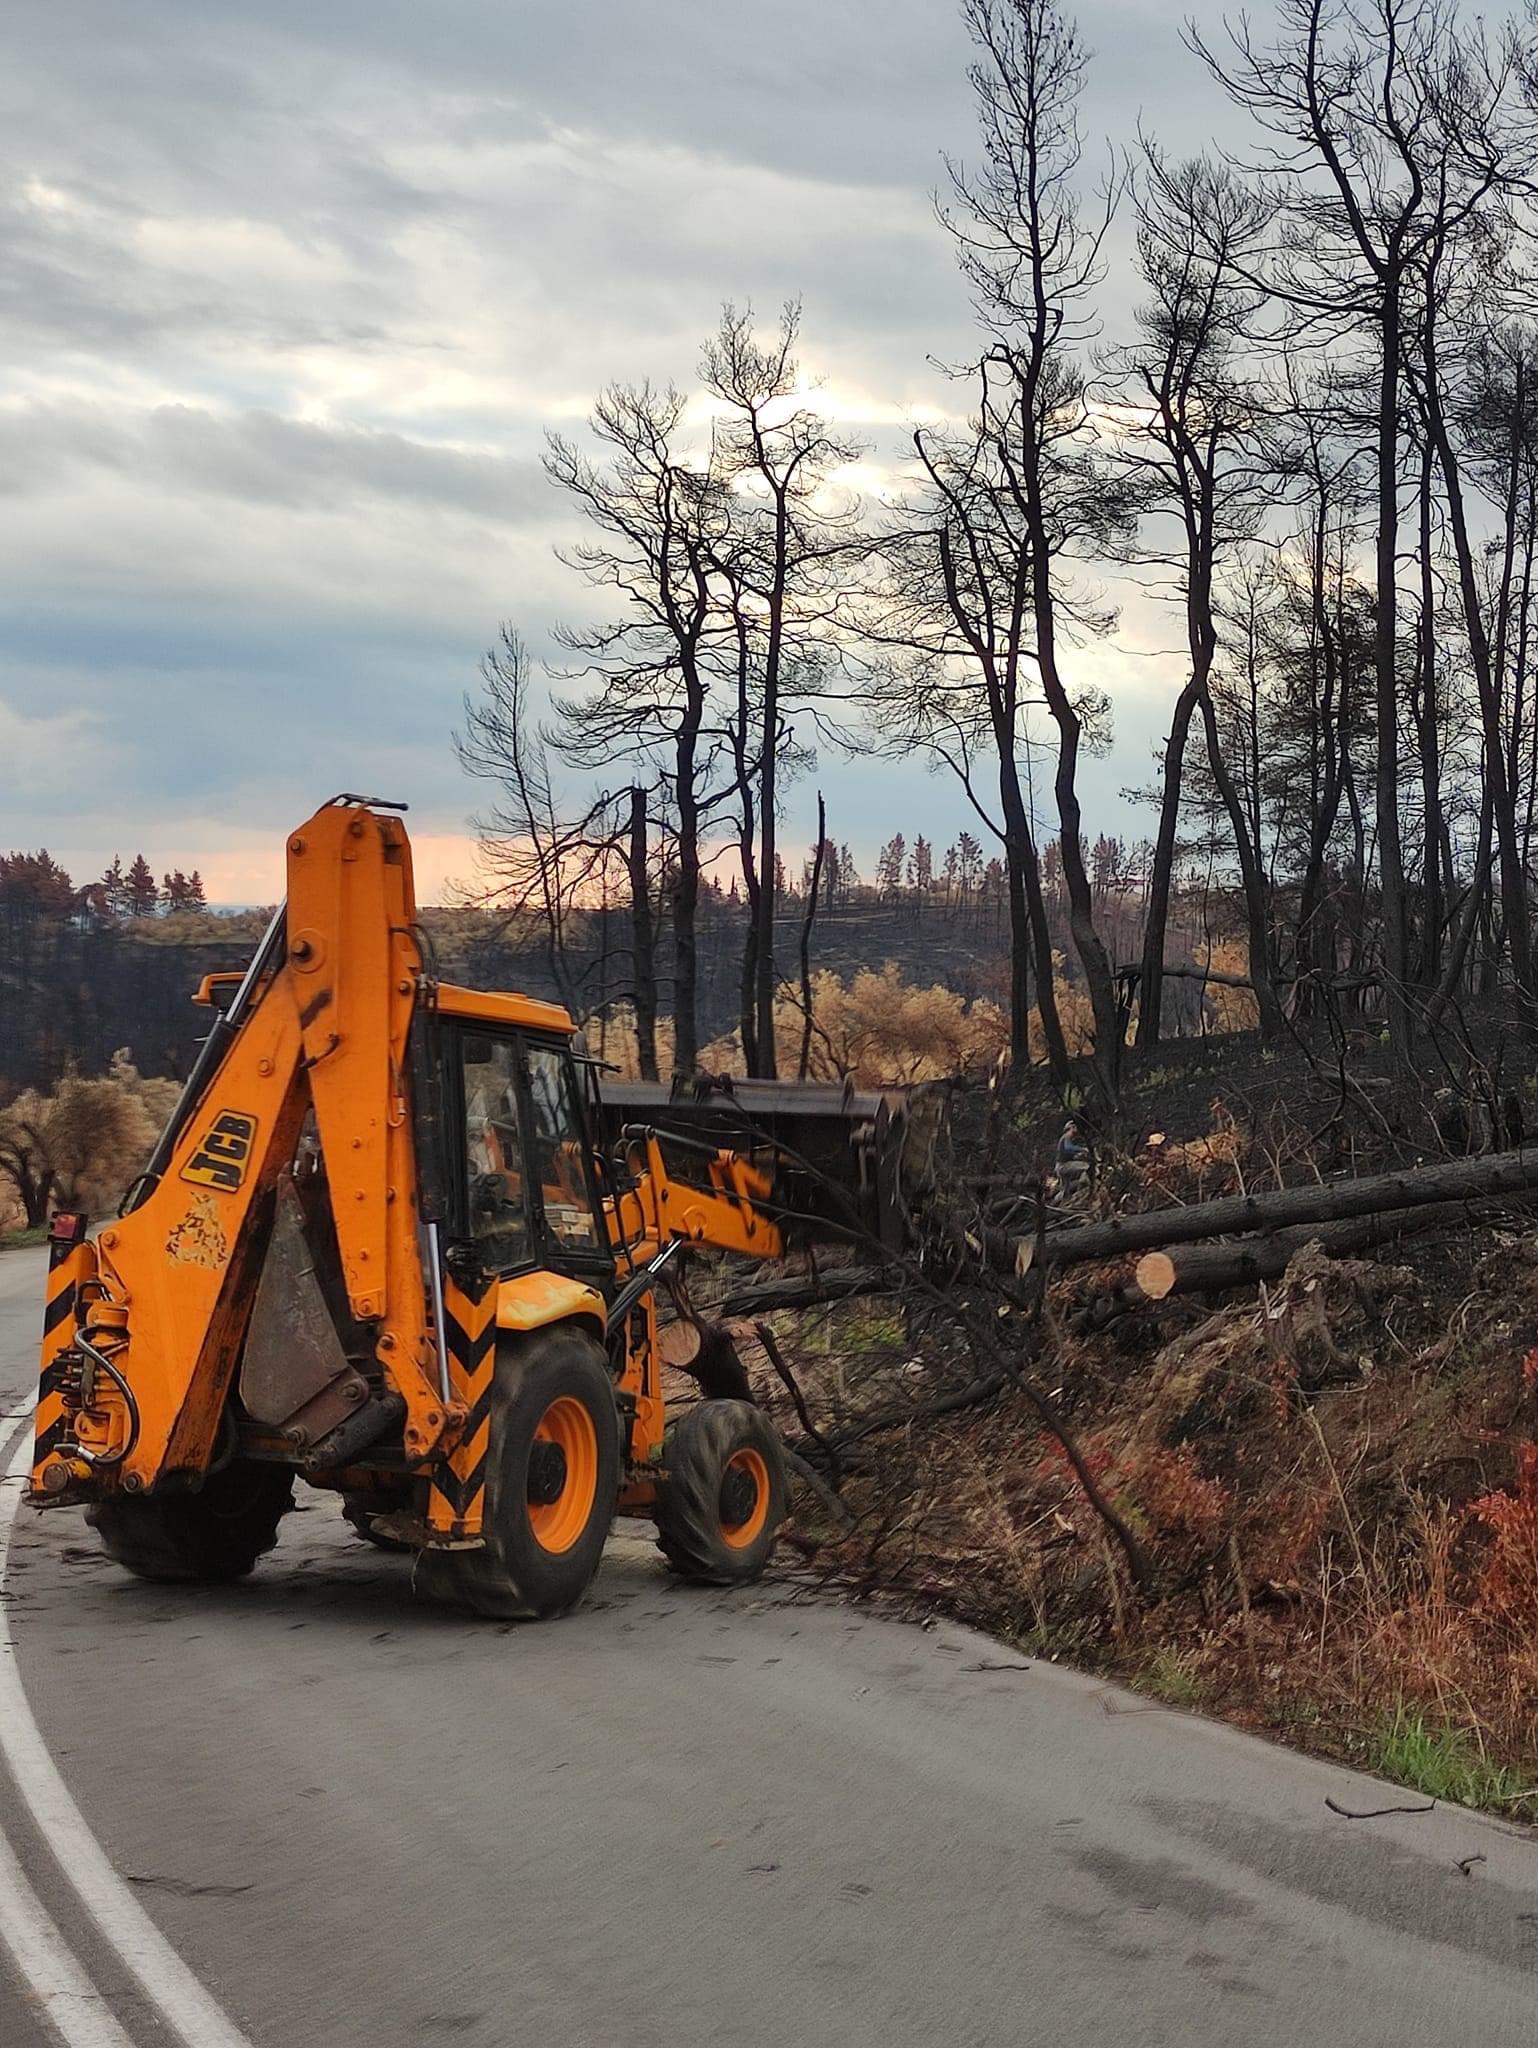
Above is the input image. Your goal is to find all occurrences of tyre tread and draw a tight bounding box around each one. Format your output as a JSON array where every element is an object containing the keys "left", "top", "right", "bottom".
[
  {"left": 655, "top": 1399, "right": 786, "bottom": 1585},
  {"left": 88, "top": 1461, "right": 293, "bottom": 1584},
  {"left": 420, "top": 1325, "right": 618, "bottom": 1621}
]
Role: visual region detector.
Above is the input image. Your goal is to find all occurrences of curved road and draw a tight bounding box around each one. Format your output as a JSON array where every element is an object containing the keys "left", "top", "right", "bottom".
[{"left": 1, "top": 1246, "right": 1535, "bottom": 2048}]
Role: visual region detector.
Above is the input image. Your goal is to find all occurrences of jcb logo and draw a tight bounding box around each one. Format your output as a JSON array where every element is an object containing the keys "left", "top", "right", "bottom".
[{"left": 180, "top": 1110, "right": 257, "bottom": 1194}]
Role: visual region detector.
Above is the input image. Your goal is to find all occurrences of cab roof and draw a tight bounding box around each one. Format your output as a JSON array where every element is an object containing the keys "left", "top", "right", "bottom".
[{"left": 433, "top": 983, "right": 574, "bottom": 1036}]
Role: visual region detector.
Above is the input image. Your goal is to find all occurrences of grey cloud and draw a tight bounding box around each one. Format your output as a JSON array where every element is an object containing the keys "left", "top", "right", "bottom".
[
  {"left": 10, "top": 0, "right": 973, "bottom": 193},
  {"left": 0, "top": 0, "right": 1215, "bottom": 879},
  {"left": 0, "top": 180, "right": 410, "bottom": 367},
  {"left": 0, "top": 403, "right": 551, "bottom": 522}
]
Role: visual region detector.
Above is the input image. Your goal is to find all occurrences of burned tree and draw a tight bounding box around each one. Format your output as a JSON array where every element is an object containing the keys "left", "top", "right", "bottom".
[
  {"left": 701, "top": 304, "right": 866, "bottom": 1079},
  {"left": 941, "top": 0, "right": 1137, "bottom": 1089},
  {"left": 456, "top": 629, "right": 619, "bottom": 1024},
  {"left": 1114, "top": 151, "right": 1284, "bottom": 1042},
  {"left": 543, "top": 384, "right": 729, "bottom": 1072}
]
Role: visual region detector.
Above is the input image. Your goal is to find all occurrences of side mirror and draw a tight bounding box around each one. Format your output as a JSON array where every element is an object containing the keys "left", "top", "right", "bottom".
[{"left": 193, "top": 973, "right": 243, "bottom": 1014}]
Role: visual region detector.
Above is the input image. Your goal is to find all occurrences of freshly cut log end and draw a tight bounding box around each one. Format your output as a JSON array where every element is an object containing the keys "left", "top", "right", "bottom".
[{"left": 1134, "top": 1252, "right": 1178, "bottom": 1300}]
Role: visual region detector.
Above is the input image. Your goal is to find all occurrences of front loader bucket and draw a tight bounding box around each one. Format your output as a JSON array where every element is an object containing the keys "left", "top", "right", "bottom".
[{"left": 596, "top": 1074, "right": 948, "bottom": 1250}]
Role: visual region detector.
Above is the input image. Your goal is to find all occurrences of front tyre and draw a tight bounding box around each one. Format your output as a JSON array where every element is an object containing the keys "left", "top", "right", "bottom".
[
  {"left": 423, "top": 1326, "right": 619, "bottom": 1620},
  {"left": 88, "top": 1460, "right": 293, "bottom": 1584},
  {"left": 654, "top": 1399, "right": 787, "bottom": 1586}
]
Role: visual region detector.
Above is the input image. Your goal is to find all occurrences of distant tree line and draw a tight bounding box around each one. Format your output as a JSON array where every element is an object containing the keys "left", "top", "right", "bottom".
[
  {"left": 0, "top": 850, "right": 207, "bottom": 931},
  {"left": 0, "top": 860, "right": 250, "bottom": 1102}
]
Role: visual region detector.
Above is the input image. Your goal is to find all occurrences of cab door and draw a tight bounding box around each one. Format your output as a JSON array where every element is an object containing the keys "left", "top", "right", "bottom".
[
  {"left": 518, "top": 1038, "right": 608, "bottom": 1269},
  {"left": 449, "top": 1026, "right": 608, "bottom": 1282}
]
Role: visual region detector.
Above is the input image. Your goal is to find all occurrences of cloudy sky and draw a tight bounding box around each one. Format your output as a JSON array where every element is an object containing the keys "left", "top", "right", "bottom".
[{"left": 2, "top": 0, "right": 1234, "bottom": 903}]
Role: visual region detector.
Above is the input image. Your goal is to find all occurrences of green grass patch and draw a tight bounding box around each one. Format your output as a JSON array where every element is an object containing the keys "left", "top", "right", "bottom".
[
  {"left": 842, "top": 1309, "right": 905, "bottom": 1354},
  {"left": 1132, "top": 1646, "right": 1205, "bottom": 1707},
  {"left": 1369, "top": 1705, "right": 1538, "bottom": 1816},
  {"left": 1132, "top": 1064, "right": 1184, "bottom": 1093},
  {"left": 0, "top": 1226, "right": 47, "bottom": 1252}
]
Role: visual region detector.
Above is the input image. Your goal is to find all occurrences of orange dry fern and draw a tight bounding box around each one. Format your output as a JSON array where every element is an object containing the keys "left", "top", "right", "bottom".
[{"left": 1468, "top": 1443, "right": 1538, "bottom": 1633}]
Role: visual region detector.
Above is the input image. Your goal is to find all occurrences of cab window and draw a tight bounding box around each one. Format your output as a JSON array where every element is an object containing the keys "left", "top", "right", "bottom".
[
  {"left": 523, "top": 1043, "right": 601, "bottom": 1254},
  {"left": 461, "top": 1032, "right": 530, "bottom": 1268}
]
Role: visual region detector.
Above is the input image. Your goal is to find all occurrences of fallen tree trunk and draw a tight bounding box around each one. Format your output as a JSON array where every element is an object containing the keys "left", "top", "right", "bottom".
[
  {"left": 1127, "top": 1194, "right": 1536, "bottom": 1301},
  {"left": 1030, "top": 1146, "right": 1538, "bottom": 1271},
  {"left": 1116, "top": 962, "right": 1381, "bottom": 994},
  {"left": 712, "top": 1266, "right": 893, "bottom": 1318}
]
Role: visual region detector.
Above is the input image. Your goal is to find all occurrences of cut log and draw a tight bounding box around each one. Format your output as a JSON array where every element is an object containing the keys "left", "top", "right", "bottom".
[
  {"left": 1132, "top": 1251, "right": 1180, "bottom": 1299},
  {"left": 1127, "top": 1195, "right": 1537, "bottom": 1301},
  {"left": 1032, "top": 1146, "right": 1538, "bottom": 1271}
]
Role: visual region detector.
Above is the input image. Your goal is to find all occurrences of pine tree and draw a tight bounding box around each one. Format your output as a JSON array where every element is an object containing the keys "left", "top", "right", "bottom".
[
  {"left": 0, "top": 852, "right": 74, "bottom": 930},
  {"left": 185, "top": 870, "right": 207, "bottom": 909},
  {"left": 876, "top": 833, "right": 907, "bottom": 901},
  {"left": 805, "top": 837, "right": 840, "bottom": 907},
  {"left": 941, "top": 841, "right": 961, "bottom": 904},
  {"left": 99, "top": 857, "right": 127, "bottom": 920},
  {"left": 908, "top": 836, "right": 933, "bottom": 894},
  {"left": 124, "top": 855, "right": 158, "bottom": 918},
  {"left": 1090, "top": 834, "right": 1124, "bottom": 906}
]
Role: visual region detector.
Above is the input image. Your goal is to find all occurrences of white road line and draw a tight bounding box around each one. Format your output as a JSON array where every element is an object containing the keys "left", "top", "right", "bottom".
[
  {"left": 0, "top": 1418, "right": 255, "bottom": 2048},
  {"left": 0, "top": 1408, "right": 133, "bottom": 2045},
  {"left": 0, "top": 1812, "right": 135, "bottom": 2048}
]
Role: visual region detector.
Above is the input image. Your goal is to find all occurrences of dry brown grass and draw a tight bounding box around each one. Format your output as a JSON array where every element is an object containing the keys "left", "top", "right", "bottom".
[{"left": 750, "top": 1197, "right": 1538, "bottom": 1810}]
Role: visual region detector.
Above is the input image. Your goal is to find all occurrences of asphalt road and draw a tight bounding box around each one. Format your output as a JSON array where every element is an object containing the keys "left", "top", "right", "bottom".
[{"left": 1, "top": 1244, "right": 1536, "bottom": 2047}]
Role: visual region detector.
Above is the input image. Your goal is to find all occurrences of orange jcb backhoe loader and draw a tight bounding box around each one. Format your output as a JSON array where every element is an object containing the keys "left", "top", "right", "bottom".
[{"left": 28, "top": 796, "right": 928, "bottom": 1617}]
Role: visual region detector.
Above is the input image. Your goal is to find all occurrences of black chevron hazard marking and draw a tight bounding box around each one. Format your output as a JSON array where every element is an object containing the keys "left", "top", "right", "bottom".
[
  {"left": 33, "top": 1416, "right": 67, "bottom": 1462},
  {"left": 37, "top": 1358, "right": 69, "bottom": 1400},
  {"left": 42, "top": 1283, "right": 76, "bottom": 1337},
  {"left": 433, "top": 1274, "right": 495, "bottom": 1532},
  {"left": 443, "top": 1312, "right": 495, "bottom": 1372},
  {"left": 432, "top": 1454, "right": 488, "bottom": 1518},
  {"left": 449, "top": 1389, "right": 493, "bottom": 1462}
]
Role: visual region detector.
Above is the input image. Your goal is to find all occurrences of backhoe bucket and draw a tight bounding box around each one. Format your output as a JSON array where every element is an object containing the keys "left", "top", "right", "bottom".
[{"left": 595, "top": 1075, "right": 948, "bottom": 1250}]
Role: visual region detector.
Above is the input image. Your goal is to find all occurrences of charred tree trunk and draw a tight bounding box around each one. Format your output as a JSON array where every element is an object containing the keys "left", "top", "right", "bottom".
[
  {"left": 626, "top": 786, "right": 659, "bottom": 1083},
  {"left": 1413, "top": 430, "right": 1443, "bottom": 994},
  {"left": 1419, "top": 299, "right": 1538, "bottom": 1036},
  {"left": 1126, "top": 1192, "right": 1535, "bottom": 1300},
  {"left": 672, "top": 687, "right": 705, "bottom": 1075},
  {"left": 1136, "top": 677, "right": 1200, "bottom": 1048},
  {"left": 1375, "top": 278, "right": 1413, "bottom": 1060},
  {"left": 1027, "top": 1144, "right": 1538, "bottom": 1269},
  {"left": 798, "top": 793, "right": 826, "bottom": 1081}
]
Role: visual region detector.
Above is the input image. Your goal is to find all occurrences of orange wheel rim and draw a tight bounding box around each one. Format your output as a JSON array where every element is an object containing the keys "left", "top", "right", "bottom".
[
  {"left": 719, "top": 1447, "right": 771, "bottom": 1549},
  {"left": 527, "top": 1397, "right": 599, "bottom": 1554}
]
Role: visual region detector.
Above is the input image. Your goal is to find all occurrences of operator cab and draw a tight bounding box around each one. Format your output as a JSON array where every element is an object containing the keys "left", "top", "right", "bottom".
[{"left": 432, "top": 986, "right": 611, "bottom": 1285}]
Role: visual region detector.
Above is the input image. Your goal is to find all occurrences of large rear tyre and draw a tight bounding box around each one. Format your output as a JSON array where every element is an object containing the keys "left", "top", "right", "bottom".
[
  {"left": 654, "top": 1399, "right": 787, "bottom": 1586},
  {"left": 87, "top": 1460, "right": 293, "bottom": 1584},
  {"left": 421, "top": 1327, "right": 619, "bottom": 1621}
]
